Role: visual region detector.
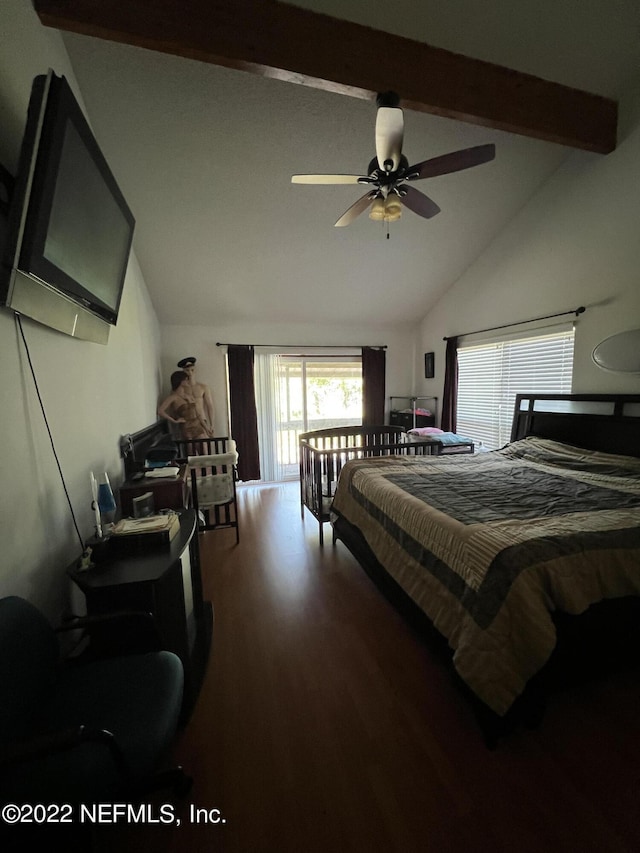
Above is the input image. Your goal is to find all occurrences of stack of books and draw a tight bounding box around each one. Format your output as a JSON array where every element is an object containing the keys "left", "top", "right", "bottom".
[
  {"left": 111, "top": 512, "right": 181, "bottom": 552},
  {"left": 144, "top": 466, "right": 180, "bottom": 479}
]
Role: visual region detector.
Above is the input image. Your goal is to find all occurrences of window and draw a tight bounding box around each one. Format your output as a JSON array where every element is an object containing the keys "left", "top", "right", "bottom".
[{"left": 456, "top": 327, "right": 575, "bottom": 449}]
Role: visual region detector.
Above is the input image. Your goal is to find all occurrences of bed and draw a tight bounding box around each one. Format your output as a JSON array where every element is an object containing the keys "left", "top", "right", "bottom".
[{"left": 330, "top": 393, "right": 640, "bottom": 745}]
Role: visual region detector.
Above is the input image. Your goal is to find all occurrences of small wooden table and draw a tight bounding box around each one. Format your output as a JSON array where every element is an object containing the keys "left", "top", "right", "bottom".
[
  {"left": 119, "top": 465, "right": 189, "bottom": 516},
  {"left": 68, "top": 509, "right": 211, "bottom": 720}
]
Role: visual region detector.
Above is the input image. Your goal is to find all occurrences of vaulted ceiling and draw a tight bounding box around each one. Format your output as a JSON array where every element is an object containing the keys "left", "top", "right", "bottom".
[{"left": 34, "top": 0, "right": 640, "bottom": 327}]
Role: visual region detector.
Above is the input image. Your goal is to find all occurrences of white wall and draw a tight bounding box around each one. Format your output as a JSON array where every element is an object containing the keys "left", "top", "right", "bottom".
[
  {"left": 416, "top": 73, "right": 640, "bottom": 411},
  {"left": 160, "top": 320, "right": 418, "bottom": 436},
  {"left": 0, "top": 0, "right": 162, "bottom": 622}
]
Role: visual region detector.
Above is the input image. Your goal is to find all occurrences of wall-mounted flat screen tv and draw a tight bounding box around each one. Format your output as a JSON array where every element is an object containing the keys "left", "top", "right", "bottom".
[{"left": 1, "top": 70, "right": 135, "bottom": 344}]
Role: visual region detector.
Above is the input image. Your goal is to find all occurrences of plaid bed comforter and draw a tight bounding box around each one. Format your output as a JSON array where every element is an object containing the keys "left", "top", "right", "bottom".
[{"left": 330, "top": 437, "right": 640, "bottom": 715}]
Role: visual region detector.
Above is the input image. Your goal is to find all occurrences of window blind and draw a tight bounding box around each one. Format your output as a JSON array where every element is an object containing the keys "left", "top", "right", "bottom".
[{"left": 457, "top": 328, "right": 575, "bottom": 449}]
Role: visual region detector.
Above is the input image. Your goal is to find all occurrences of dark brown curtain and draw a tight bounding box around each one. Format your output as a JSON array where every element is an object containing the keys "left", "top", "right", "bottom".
[
  {"left": 227, "top": 345, "right": 261, "bottom": 481},
  {"left": 362, "top": 347, "right": 386, "bottom": 425},
  {"left": 441, "top": 337, "right": 458, "bottom": 432}
]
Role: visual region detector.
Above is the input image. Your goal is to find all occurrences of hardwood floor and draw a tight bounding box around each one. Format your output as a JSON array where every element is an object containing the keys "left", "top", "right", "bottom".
[{"left": 110, "top": 481, "right": 640, "bottom": 853}]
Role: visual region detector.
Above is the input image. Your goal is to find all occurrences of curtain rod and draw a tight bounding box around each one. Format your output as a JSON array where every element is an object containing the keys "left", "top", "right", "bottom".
[
  {"left": 442, "top": 306, "right": 585, "bottom": 341},
  {"left": 216, "top": 342, "right": 387, "bottom": 349}
]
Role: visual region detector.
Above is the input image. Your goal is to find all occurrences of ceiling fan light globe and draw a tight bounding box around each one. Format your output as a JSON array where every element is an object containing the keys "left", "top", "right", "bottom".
[
  {"left": 369, "top": 197, "right": 386, "bottom": 221},
  {"left": 384, "top": 195, "right": 402, "bottom": 221}
]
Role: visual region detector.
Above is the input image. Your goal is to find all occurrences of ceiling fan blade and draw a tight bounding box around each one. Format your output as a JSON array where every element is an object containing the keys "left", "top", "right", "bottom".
[
  {"left": 334, "top": 192, "right": 377, "bottom": 227},
  {"left": 375, "top": 107, "right": 404, "bottom": 173},
  {"left": 291, "top": 174, "right": 366, "bottom": 185},
  {"left": 401, "top": 186, "right": 441, "bottom": 219},
  {"left": 406, "top": 144, "right": 496, "bottom": 181}
]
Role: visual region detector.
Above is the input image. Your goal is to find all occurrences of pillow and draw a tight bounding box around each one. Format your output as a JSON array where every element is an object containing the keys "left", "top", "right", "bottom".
[{"left": 407, "top": 427, "right": 444, "bottom": 436}]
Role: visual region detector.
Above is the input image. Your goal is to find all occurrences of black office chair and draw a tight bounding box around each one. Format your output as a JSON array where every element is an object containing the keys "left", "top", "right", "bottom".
[{"left": 0, "top": 596, "right": 191, "bottom": 808}]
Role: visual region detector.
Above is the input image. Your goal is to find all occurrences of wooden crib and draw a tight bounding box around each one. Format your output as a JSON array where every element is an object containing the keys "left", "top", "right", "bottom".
[{"left": 299, "top": 424, "right": 437, "bottom": 545}]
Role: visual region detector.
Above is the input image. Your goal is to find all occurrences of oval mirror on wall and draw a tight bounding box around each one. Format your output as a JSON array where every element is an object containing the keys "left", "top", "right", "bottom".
[{"left": 592, "top": 329, "right": 640, "bottom": 373}]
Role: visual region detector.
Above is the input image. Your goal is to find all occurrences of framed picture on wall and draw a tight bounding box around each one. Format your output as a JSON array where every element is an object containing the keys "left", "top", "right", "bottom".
[{"left": 424, "top": 351, "right": 435, "bottom": 379}]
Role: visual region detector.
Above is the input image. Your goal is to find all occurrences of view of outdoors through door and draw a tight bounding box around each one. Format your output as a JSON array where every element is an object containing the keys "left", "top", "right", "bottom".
[{"left": 278, "top": 357, "right": 362, "bottom": 479}]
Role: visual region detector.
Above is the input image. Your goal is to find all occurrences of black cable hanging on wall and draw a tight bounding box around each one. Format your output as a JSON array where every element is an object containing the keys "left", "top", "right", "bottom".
[
  {"left": 16, "top": 314, "right": 85, "bottom": 550},
  {"left": 443, "top": 306, "right": 585, "bottom": 341}
]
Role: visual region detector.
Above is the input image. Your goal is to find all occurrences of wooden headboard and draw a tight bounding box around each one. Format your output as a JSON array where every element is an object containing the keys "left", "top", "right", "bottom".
[{"left": 511, "top": 393, "right": 640, "bottom": 457}]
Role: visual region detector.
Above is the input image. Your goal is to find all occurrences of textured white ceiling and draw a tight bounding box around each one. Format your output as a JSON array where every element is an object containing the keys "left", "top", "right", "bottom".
[{"left": 60, "top": 1, "right": 640, "bottom": 327}]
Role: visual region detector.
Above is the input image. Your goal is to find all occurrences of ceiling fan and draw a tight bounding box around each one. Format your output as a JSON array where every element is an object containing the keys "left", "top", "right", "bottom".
[{"left": 291, "top": 92, "right": 495, "bottom": 229}]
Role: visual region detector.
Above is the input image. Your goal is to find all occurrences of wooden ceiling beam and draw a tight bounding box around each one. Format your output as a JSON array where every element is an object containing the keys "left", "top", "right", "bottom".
[{"left": 34, "top": 0, "right": 617, "bottom": 153}]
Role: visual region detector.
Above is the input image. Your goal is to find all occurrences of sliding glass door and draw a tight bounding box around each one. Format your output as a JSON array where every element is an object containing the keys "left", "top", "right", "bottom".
[{"left": 255, "top": 354, "right": 362, "bottom": 481}]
